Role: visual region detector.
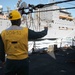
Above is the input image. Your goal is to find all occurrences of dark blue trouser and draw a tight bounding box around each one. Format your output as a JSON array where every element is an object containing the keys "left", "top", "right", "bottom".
[
  {"left": 0, "top": 60, "right": 5, "bottom": 75},
  {"left": 5, "top": 58, "right": 29, "bottom": 75}
]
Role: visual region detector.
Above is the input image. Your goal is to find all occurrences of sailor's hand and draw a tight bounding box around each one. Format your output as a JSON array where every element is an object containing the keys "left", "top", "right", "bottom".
[{"left": 44, "top": 26, "right": 48, "bottom": 30}]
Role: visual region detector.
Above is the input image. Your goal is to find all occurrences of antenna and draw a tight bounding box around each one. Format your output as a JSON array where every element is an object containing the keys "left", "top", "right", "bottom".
[
  {"left": 0, "top": 5, "right": 3, "bottom": 15},
  {"left": 7, "top": 6, "right": 11, "bottom": 13},
  {"left": 16, "top": 0, "right": 22, "bottom": 9}
]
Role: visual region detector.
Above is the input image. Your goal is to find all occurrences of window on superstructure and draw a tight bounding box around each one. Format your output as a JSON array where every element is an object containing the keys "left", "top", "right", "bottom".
[
  {"left": 69, "top": 19, "right": 73, "bottom": 21},
  {"left": 52, "top": 20, "right": 54, "bottom": 23},
  {"left": 62, "top": 18, "right": 66, "bottom": 20}
]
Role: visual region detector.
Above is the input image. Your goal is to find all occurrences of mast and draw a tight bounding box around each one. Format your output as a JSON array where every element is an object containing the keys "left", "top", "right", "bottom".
[
  {"left": 7, "top": 6, "right": 11, "bottom": 13},
  {"left": 0, "top": 5, "right": 3, "bottom": 13}
]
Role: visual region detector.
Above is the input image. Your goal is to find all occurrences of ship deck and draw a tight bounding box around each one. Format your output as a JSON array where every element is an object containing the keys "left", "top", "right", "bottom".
[{"left": 29, "top": 47, "right": 75, "bottom": 75}]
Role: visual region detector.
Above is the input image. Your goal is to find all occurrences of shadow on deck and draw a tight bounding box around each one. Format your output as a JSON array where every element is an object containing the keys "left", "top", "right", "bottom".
[{"left": 29, "top": 47, "right": 75, "bottom": 75}]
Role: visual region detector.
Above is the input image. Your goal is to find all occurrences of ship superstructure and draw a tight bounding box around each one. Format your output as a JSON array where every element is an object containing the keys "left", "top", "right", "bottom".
[
  {"left": 0, "top": 5, "right": 11, "bottom": 33},
  {"left": 33, "top": 4, "right": 75, "bottom": 39},
  {"left": 0, "top": 1, "right": 75, "bottom": 52},
  {"left": 25, "top": 3, "right": 75, "bottom": 49},
  {"left": 20, "top": 3, "right": 75, "bottom": 39}
]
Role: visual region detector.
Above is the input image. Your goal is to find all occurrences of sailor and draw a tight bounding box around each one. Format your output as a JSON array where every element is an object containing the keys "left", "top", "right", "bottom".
[
  {"left": 0, "top": 10, "right": 48, "bottom": 75},
  {"left": 0, "top": 36, "right": 5, "bottom": 75}
]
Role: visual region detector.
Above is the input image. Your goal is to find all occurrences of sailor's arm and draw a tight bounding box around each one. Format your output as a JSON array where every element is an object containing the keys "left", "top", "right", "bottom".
[
  {"left": 28, "top": 27, "right": 48, "bottom": 40},
  {"left": 0, "top": 35, "right": 5, "bottom": 63}
]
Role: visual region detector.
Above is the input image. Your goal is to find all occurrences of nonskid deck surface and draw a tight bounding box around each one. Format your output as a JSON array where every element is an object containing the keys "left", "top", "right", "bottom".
[{"left": 29, "top": 47, "right": 75, "bottom": 75}]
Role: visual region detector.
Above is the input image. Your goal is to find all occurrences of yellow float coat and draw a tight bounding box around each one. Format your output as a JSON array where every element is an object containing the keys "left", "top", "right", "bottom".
[{"left": 1, "top": 27, "right": 28, "bottom": 60}]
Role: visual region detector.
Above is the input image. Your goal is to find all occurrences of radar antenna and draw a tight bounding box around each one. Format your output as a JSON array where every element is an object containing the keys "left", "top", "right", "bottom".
[{"left": 16, "top": 0, "right": 22, "bottom": 9}]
